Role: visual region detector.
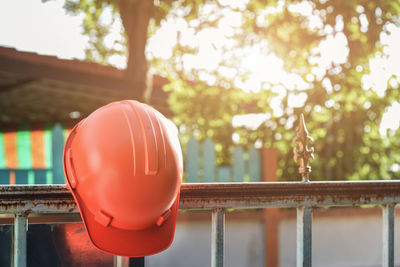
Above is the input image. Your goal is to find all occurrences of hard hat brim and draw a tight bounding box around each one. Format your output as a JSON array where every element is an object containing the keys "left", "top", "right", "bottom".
[{"left": 74, "top": 191, "right": 179, "bottom": 257}]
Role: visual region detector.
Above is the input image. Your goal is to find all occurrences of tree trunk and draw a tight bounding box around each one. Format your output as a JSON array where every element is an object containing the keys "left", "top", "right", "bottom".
[{"left": 119, "top": 0, "right": 154, "bottom": 102}]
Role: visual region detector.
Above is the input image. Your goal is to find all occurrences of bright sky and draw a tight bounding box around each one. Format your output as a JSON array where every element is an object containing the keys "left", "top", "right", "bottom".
[
  {"left": 0, "top": 0, "right": 88, "bottom": 59},
  {"left": 0, "top": 0, "right": 399, "bottom": 135}
]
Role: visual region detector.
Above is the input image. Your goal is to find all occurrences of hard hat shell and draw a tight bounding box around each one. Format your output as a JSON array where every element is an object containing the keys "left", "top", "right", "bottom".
[{"left": 63, "top": 100, "right": 183, "bottom": 257}]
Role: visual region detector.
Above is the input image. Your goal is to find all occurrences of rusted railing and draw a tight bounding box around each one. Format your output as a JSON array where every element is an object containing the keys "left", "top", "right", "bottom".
[
  {"left": 1, "top": 115, "right": 398, "bottom": 267},
  {"left": 1, "top": 181, "right": 400, "bottom": 267},
  {"left": 2, "top": 181, "right": 400, "bottom": 212}
]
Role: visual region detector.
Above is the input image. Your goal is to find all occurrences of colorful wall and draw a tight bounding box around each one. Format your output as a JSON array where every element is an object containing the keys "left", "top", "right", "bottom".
[
  {"left": 0, "top": 127, "right": 262, "bottom": 184},
  {"left": 0, "top": 123, "right": 67, "bottom": 184}
]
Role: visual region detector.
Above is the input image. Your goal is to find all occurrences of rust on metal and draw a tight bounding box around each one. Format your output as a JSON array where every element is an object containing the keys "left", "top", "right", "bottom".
[
  {"left": 1, "top": 182, "right": 400, "bottom": 216},
  {"left": 293, "top": 114, "right": 314, "bottom": 182},
  {"left": 0, "top": 185, "right": 77, "bottom": 214},
  {"left": 179, "top": 181, "right": 400, "bottom": 209}
]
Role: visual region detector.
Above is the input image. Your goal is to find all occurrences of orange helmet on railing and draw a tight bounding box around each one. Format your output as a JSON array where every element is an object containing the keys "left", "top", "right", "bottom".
[{"left": 63, "top": 100, "right": 183, "bottom": 257}]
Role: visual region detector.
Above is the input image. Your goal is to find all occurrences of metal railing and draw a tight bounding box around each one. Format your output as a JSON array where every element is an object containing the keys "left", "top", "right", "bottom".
[{"left": 1, "top": 181, "right": 400, "bottom": 267}]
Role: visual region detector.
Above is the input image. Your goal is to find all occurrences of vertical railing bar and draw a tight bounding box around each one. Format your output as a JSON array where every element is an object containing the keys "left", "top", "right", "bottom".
[
  {"left": 114, "top": 256, "right": 145, "bottom": 266},
  {"left": 297, "top": 206, "right": 312, "bottom": 267},
  {"left": 382, "top": 204, "right": 395, "bottom": 267},
  {"left": 114, "top": 256, "right": 123, "bottom": 267},
  {"left": 14, "top": 213, "right": 28, "bottom": 267},
  {"left": 211, "top": 208, "right": 225, "bottom": 267}
]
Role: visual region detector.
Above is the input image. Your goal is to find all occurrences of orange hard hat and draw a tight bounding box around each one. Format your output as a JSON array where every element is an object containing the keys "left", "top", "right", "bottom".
[{"left": 63, "top": 100, "right": 183, "bottom": 257}]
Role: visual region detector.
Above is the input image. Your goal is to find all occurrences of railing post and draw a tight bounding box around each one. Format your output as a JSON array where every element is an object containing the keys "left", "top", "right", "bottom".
[
  {"left": 297, "top": 206, "right": 312, "bottom": 267},
  {"left": 14, "top": 213, "right": 28, "bottom": 267},
  {"left": 114, "top": 256, "right": 145, "bottom": 267},
  {"left": 115, "top": 256, "right": 124, "bottom": 267},
  {"left": 211, "top": 208, "right": 225, "bottom": 267},
  {"left": 293, "top": 114, "right": 314, "bottom": 267},
  {"left": 382, "top": 204, "right": 395, "bottom": 267}
]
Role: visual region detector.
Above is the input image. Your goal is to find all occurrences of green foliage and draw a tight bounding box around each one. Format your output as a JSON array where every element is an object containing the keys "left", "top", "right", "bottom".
[
  {"left": 240, "top": 0, "right": 400, "bottom": 181},
  {"left": 63, "top": 0, "right": 178, "bottom": 65},
  {"left": 64, "top": 0, "right": 400, "bottom": 181},
  {"left": 161, "top": 0, "right": 400, "bottom": 181},
  {"left": 64, "top": 0, "right": 124, "bottom": 64},
  {"left": 165, "top": 76, "right": 274, "bottom": 165}
]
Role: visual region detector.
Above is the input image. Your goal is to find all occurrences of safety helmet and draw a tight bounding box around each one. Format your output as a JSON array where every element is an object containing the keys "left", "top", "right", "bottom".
[{"left": 63, "top": 100, "right": 183, "bottom": 257}]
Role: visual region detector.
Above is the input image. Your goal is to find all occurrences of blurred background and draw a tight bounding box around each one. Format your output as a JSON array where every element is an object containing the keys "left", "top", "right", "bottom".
[
  {"left": 0, "top": 0, "right": 400, "bottom": 266},
  {"left": 1, "top": 0, "right": 399, "bottom": 181}
]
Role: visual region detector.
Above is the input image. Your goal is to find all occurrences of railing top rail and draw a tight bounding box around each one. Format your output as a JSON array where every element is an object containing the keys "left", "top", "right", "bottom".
[{"left": 1, "top": 181, "right": 400, "bottom": 214}]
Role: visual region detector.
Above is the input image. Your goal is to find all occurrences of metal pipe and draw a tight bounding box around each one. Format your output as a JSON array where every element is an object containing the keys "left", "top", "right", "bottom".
[
  {"left": 297, "top": 206, "right": 312, "bottom": 267},
  {"left": 211, "top": 208, "right": 225, "bottom": 267},
  {"left": 1, "top": 182, "right": 400, "bottom": 213},
  {"left": 0, "top": 183, "right": 398, "bottom": 267},
  {"left": 114, "top": 256, "right": 123, "bottom": 267},
  {"left": 14, "top": 213, "right": 28, "bottom": 267},
  {"left": 382, "top": 204, "right": 395, "bottom": 267}
]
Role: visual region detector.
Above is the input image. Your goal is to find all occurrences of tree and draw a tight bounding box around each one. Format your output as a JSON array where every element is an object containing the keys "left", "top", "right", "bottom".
[
  {"left": 64, "top": 0, "right": 220, "bottom": 101},
  {"left": 64, "top": 0, "right": 276, "bottom": 164},
  {"left": 64, "top": 0, "right": 400, "bottom": 180},
  {"left": 65, "top": 0, "right": 171, "bottom": 101},
  {"left": 162, "top": 0, "right": 400, "bottom": 180}
]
